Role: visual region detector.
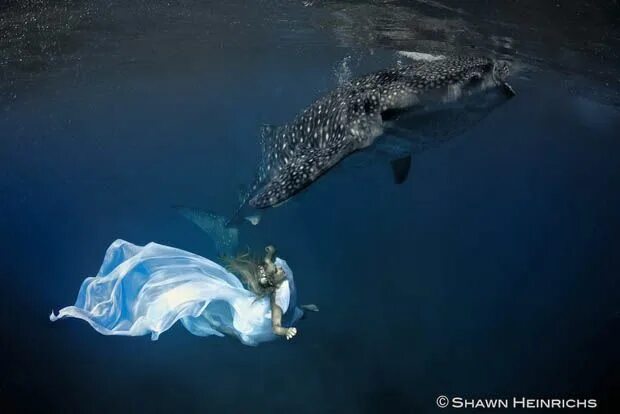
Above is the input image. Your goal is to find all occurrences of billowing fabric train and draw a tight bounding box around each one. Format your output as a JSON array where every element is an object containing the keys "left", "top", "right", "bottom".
[{"left": 50, "top": 240, "right": 304, "bottom": 345}]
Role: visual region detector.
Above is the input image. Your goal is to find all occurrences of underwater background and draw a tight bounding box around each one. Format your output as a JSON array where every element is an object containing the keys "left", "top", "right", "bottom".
[{"left": 1, "top": 0, "right": 619, "bottom": 412}]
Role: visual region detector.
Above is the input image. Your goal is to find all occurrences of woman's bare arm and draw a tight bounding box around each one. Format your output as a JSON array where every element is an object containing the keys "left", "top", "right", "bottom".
[{"left": 270, "top": 293, "right": 297, "bottom": 340}]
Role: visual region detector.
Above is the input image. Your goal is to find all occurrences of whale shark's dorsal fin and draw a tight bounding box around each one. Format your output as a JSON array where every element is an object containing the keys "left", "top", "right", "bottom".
[
  {"left": 249, "top": 141, "right": 354, "bottom": 208},
  {"left": 257, "top": 123, "right": 288, "bottom": 181},
  {"left": 228, "top": 123, "right": 281, "bottom": 224}
]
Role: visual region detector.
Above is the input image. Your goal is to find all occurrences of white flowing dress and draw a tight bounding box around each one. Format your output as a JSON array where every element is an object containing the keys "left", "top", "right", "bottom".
[{"left": 50, "top": 239, "right": 303, "bottom": 346}]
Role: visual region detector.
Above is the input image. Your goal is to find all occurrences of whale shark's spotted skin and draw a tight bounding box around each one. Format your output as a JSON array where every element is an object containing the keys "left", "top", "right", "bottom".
[{"left": 247, "top": 56, "right": 510, "bottom": 208}]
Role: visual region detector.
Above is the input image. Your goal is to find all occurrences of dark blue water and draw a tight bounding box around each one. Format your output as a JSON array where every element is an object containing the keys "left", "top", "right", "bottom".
[{"left": 1, "top": 1, "right": 619, "bottom": 412}]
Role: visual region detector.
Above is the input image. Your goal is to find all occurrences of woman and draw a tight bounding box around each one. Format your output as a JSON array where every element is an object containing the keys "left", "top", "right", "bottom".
[{"left": 50, "top": 240, "right": 316, "bottom": 345}]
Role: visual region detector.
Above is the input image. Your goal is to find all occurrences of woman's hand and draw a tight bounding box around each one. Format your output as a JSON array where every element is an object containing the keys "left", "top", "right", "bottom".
[
  {"left": 270, "top": 292, "right": 297, "bottom": 341},
  {"left": 285, "top": 327, "right": 297, "bottom": 340}
]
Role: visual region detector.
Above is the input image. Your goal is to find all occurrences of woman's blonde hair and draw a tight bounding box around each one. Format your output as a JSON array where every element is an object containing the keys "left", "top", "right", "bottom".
[{"left": 224, "top": 249, "right": 275, "bottom": 297}]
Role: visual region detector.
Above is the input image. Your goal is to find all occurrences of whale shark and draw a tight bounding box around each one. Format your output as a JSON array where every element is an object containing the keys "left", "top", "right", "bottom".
[
  {"left": 243, "top": 55, "right": 514, "bottom": 211},
  {"left": 178, "top": 56, "right": 515, "bottom": 252}
]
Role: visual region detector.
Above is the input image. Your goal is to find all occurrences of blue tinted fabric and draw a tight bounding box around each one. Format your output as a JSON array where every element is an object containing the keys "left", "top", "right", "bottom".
[{"left": 50, "top": 239, "right": 302, "bottom": 345}]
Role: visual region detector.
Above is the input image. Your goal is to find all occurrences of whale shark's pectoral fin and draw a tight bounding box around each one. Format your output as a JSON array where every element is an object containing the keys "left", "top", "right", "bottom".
[
  {"left": 372, "top": 135, "right": 413, "bottom": 184},
  {"left": 390, "top": 155, "right": 412, "bottom": 184},
  {"left": 250, "top": 143, "right": 353, "bottom": 208}
]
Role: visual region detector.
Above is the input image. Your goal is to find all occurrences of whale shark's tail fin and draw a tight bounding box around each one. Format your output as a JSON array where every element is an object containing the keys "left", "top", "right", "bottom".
[{"left": 174, "top": 206, "right": 239, "bottom": 257}]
